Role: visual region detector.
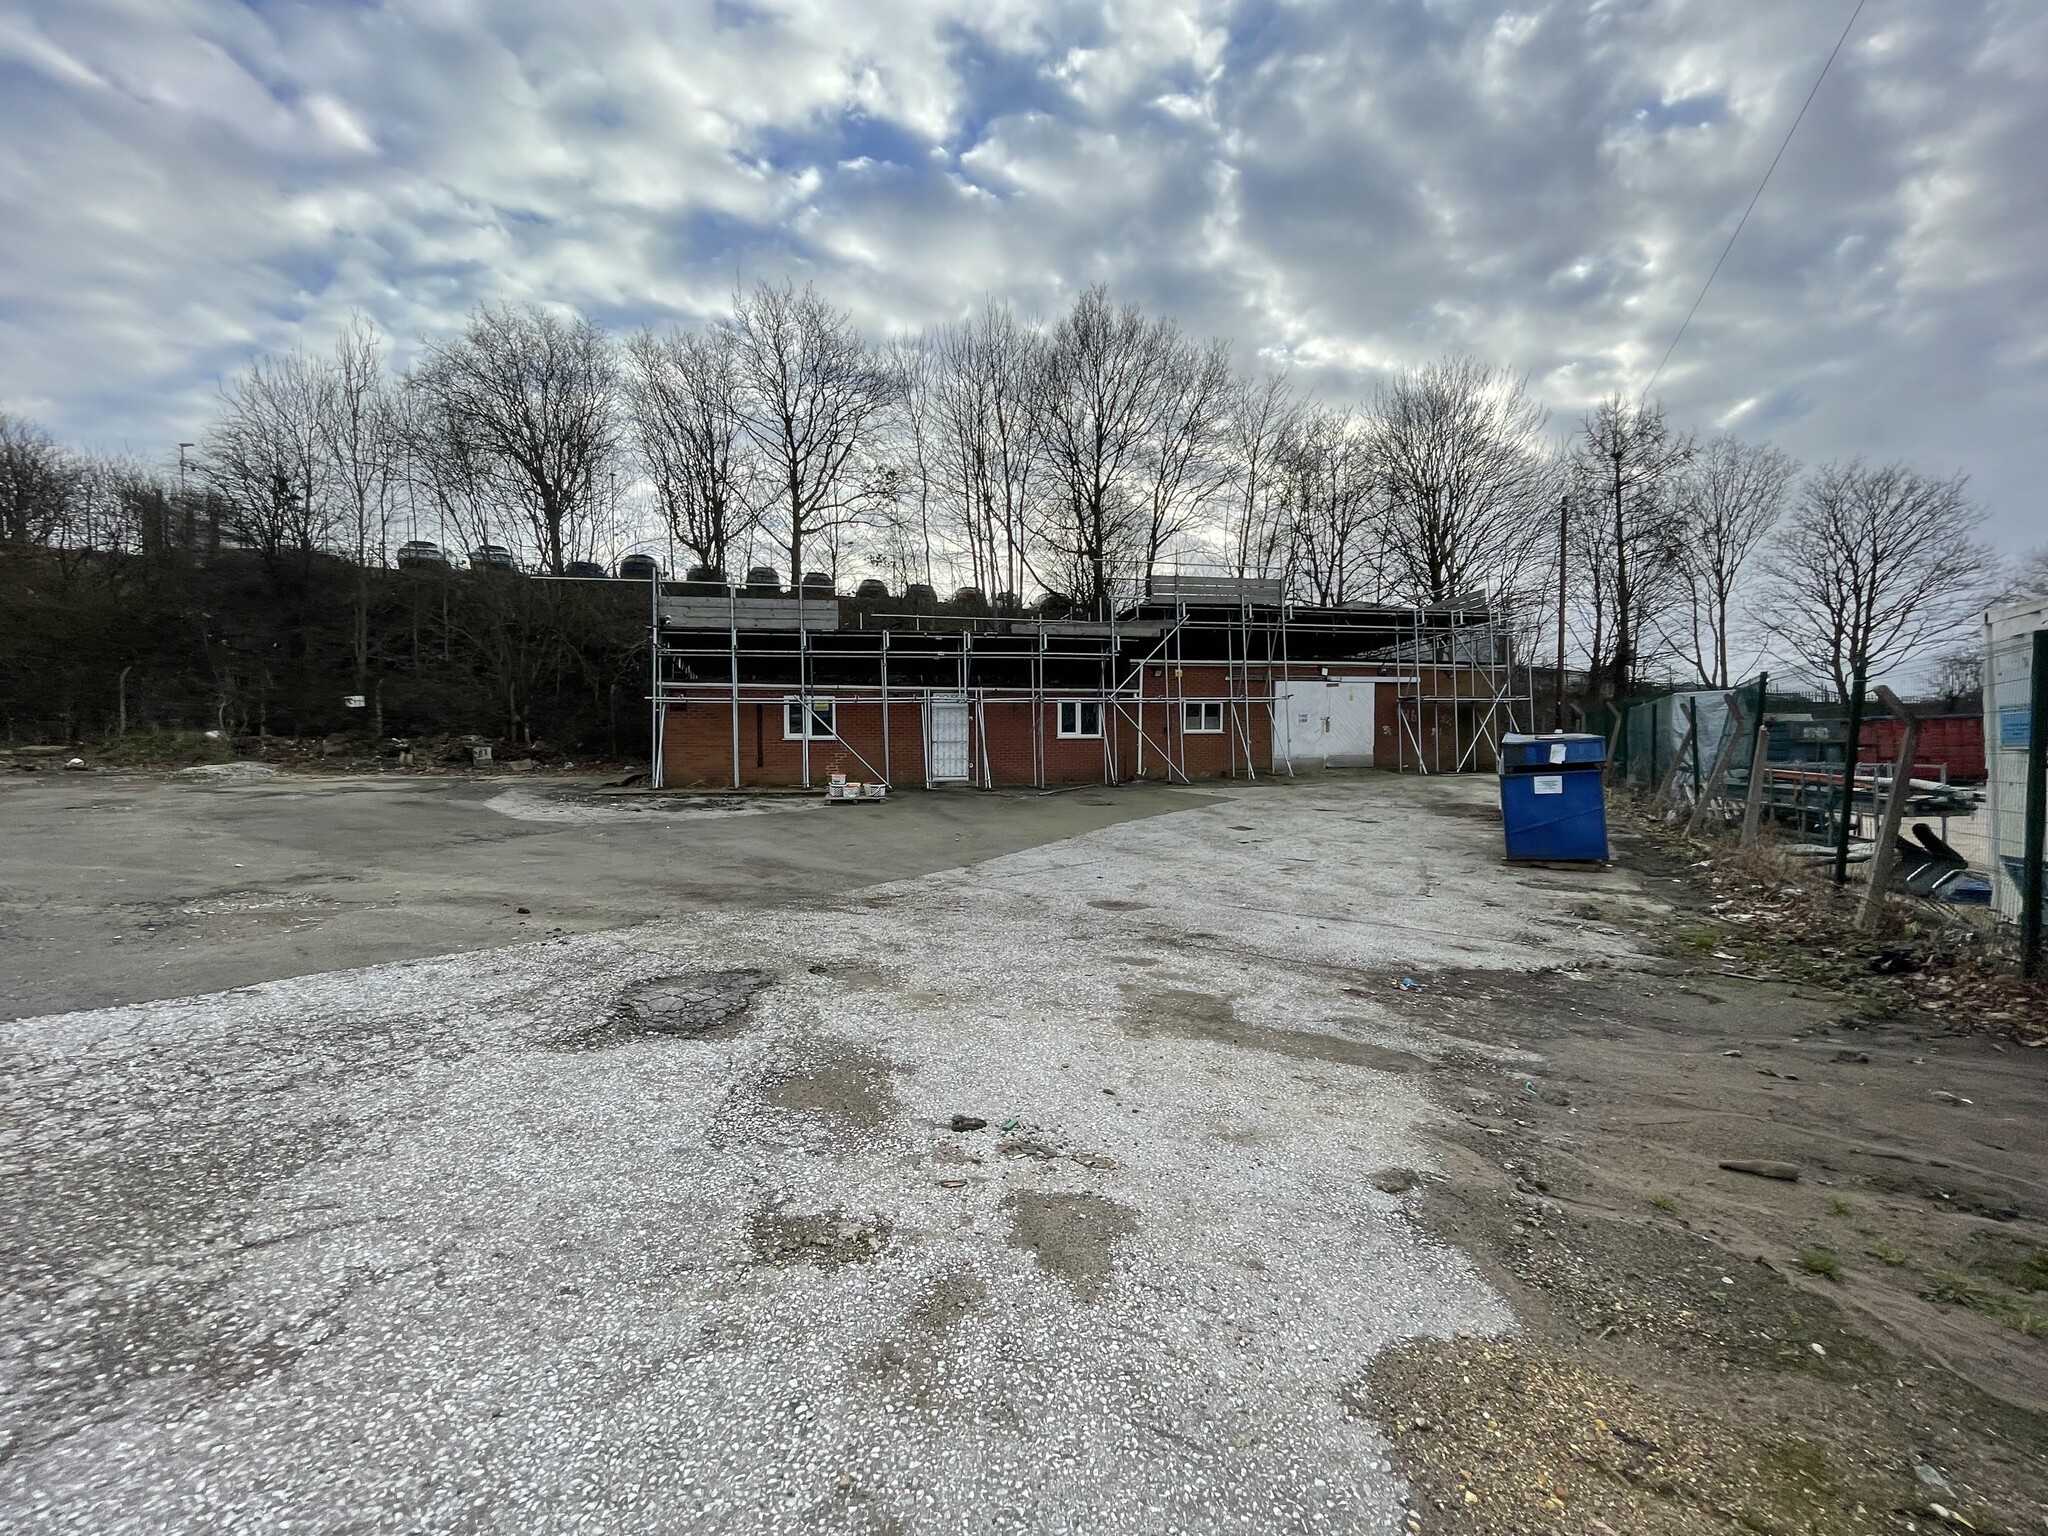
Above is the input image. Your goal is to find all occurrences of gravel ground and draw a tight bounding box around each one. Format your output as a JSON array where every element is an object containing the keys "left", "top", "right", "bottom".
[{"left": 1, "top": 776, "right": 1641, "bottom": 1534}]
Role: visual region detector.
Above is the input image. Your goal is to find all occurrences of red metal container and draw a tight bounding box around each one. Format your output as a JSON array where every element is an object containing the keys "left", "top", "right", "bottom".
[{"left": 1858, "top": 712, "right": 1986, "bottom": 784}]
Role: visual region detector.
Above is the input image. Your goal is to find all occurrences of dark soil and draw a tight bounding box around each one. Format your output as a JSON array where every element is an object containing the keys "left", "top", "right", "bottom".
[{"left": 1367, "top": 943, "right": 2048, "bottom": 1533}]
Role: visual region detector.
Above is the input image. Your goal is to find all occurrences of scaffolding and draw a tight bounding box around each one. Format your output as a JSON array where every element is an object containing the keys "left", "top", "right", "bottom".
[{"left": 646, "top": 578, "right": 1531, "bottom": 790}]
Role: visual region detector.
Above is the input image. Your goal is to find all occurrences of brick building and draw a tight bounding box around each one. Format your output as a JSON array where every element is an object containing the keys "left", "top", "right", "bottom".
[{"left": 650, "top": 576, "right": 1523, "bottom": 790}]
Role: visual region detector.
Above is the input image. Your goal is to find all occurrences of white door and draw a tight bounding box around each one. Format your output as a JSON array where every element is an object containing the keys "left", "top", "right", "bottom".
[
  {"left": 928, "top": 693, "right": 971, "bottom": 782},
  {"left": 1326, "top": 680, "right": 1375, "bottom": 767},
  {"left": 1273, "top": 682, "right": 1324, "bottom": 770}
]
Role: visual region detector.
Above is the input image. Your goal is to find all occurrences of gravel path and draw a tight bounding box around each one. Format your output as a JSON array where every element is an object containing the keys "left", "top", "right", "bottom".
[{"left": 1, "top": 776, "right": 1641, "bottom": 1534}]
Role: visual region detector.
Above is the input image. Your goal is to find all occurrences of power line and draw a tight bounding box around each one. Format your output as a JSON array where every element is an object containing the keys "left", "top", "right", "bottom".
[{"left": 1639, "top": 0, "right": 1868, "bottom": 404}]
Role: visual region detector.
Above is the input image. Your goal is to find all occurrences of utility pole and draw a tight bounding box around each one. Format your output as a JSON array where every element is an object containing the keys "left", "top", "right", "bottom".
[{"left": 1554, "top": 493, "right": 1569, "bottom": 731}]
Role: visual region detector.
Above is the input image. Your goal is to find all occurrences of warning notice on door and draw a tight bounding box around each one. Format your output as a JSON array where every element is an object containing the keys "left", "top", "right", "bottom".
[{"left": 1532, "top": 775, "right": 1564, "bottom": 795}]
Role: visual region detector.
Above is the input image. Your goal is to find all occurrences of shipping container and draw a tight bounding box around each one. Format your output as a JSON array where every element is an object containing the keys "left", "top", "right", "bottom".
[{"left": 1858, "top": 712, "right": 1985, "bottom": 784}]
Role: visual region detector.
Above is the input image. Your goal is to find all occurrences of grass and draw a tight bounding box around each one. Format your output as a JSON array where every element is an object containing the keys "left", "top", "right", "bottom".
[
  {"left": 1796, "top": 1248, "right": 1843, "bottom": 1282},
  {"left": 1869, "top": 1239, "right": 1909, "bottom": 1267},
  {"left": 1647, "top": 1194, "right": 1678, "bottom": 1214},
  {"left": 1827, "top": 1198, "right": 1859, "bottom": 1219},
  {"left": 1924, "top": 1269, "right": 2000, "bottom": 1310}
]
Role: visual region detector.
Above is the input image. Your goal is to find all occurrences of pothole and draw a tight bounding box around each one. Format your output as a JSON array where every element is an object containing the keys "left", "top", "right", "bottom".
[{"left": 562, "top": 968, "right": 771, "bottom": 1048}]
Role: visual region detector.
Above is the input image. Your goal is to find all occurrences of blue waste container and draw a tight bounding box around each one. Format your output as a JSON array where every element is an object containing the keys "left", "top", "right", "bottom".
[{"left": 1498, "top": 732, "right": 1609, "bottom": 863}]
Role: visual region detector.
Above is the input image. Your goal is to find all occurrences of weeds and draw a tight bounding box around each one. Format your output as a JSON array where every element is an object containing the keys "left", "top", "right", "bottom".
[
  {"left": 1869, "top": 1240, "right": 1909, "bottom": 1267},
  {"left": 1648, "top": 1194, "right": 1678, "bottom": 1214},
  {"left": 1796, "top": 1248, "right": 1843, "bottom": 1282}
]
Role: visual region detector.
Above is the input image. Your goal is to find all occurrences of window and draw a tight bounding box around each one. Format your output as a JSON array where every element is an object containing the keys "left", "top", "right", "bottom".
[
  {"left": 1057, "top": 699, "right": 1103, "bottom": 739},
  {"left": 1184, "top": 700, "right": 1224, "bottom": 734},
  {"left": 783, "top": 696, "right": 836, "bottom": 740}
]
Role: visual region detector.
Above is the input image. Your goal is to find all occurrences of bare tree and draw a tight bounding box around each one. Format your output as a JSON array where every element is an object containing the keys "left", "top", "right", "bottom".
[
  {"left": 727, "top": 280, "right": 897, "bottom": 587},
  {"left": 201, "top": 348, "right": 336, "bottom": 569},
  {"left": 0, "top": 412, "right": 84, "bottom": 549},
  {"left": 1762, "top": 459, "right": 1998, "bottom": 699},
  {"left": 1925, "top": 646, "right": 1983, "bottom": 711},
  {"left": 408, "top": 304, "right": 618, "bottom": 575},
  {"left": 1138, "top": 334, "right": 1234, "bottom": 588},
  {"left": 321, "top": 315, "right": 403, "bottom": 717},
  {"left": 2004, "top": 546, "right": 2048, "bottom": 601},
  {"left": 623, "top": 325, "right": 757, "bottom": 576},
  {"left": 1281, "top": 406, "right": 1379, "bottom": 605},
  {"left": 920, "top": 301, "right": 1043, "bottom": 601},
  {"left": 1025, "top": 286, "right": 1177, "bottom": 614},
  {"left": 1665, "top": 435, "right": 1794, "bottom": 686},
  {"left": 1372, "top": 355, "right": 1549, "bottom": 607},
  {"left": 1569, "top": 395, "right": 1693, "bottom": 698},
  {"left": 1222, "top": 370, "right": 1297, "bottom": 580}
]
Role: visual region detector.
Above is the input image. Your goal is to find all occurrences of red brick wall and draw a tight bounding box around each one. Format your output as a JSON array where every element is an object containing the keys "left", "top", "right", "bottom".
[
  {"left": 661, "top": 692, "right": 926, "bottom": 787},
  {"left": 660, "top": 664, "right": 1507, "bottom": 786}
]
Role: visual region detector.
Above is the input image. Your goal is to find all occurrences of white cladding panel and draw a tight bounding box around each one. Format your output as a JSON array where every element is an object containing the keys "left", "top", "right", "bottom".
[{"left": 1985, "top": 600, "right": 2047, "bottom": 923}]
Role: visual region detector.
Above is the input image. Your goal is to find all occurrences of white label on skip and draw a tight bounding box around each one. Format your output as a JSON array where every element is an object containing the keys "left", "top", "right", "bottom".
[
  {"left": 1533, "top": 775, "right": 1564, "bottom": 795},
  {"left": 1549, "top": 742, "right": 1568, "bottom": 763}
]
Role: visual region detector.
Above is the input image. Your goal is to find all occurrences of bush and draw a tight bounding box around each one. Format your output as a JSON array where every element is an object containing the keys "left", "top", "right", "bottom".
[{"left": 95, "top": 730, "right": 235, "bottom": 766}]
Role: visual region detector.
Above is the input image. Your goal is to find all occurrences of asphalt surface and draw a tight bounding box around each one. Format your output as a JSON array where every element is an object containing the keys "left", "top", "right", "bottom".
[
  {"left": 1, "top": 773, "right": 1644, "bottom": 1533},
  {"left": 0, "top": 772, "right": 1209, "bottom": 1021}
]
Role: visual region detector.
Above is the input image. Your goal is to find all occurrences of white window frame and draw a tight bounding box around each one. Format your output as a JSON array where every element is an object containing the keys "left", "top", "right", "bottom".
[
  {"left": 1056, "top": 699, "right": 1103, "bottom": 739},
  {"left": 783, "top": 696, "right": 837, "bottom": 741},
  {"left": 1183, "top": 699, "right": 1224, "bottom": 734}
]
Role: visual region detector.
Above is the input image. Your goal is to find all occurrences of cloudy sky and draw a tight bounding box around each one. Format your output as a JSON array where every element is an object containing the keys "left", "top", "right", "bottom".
[{"left": 1, "top": 0, "right": 2042, "bottom": 553}]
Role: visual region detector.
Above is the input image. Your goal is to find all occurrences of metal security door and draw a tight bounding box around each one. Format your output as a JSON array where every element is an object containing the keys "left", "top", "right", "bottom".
[{"left": 928, "top": 693, "right": 971, "bottom": 782}]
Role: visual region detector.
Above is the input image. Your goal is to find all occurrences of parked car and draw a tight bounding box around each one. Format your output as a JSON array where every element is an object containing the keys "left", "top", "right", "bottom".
[
  {"left": 683, "top": 565, "right": 728, "bottom": 590},
  {"left": 565, "top": 559, "right": 609, "bottom": 578},
  {"left": 902, "top": 582, "right": 938, "bottom": 611},
  {"left": 468, "top": 544, "right": 517, "bottom": 571},
  {"left": 854, "top": 578, "right": 890, "bottom": 601},
  {"left": 744, "top": 566, "right": 782, "bottom": 595},
  {"left": 395, "top": 539, "right": 449, "bottom": 570},
  {"left": 617, "top": 554, "right": 662, "bottom": 580},
  {"left": 950, "top": 585, "right": 989, "bottom": 614},
  {"left": 799, "top": 572, "right": 835, "bottom": 598}
]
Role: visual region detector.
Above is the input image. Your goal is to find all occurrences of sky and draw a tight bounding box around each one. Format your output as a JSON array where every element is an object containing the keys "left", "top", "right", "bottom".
[{"left": 1, "top": 0, "right": 2043, "bottom": 559}]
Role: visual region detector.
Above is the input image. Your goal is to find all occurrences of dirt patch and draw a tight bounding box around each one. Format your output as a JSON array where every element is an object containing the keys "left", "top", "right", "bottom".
[
  {"left": 565, "top": 968, "right": 770, "bottom": 1048},
  {"left": 854, "top": 1269, "right": 993, "bottom": 1410},
  {"left": 1004, "top": 1190, "right": 1137, "bottom": 1301},
  {"left": 1120, "top": 983, "right": 1428, "bottom": 1074},
  {"left": 1088, "top": 899, "right": 1151, "bottom": 912},
  {"left": 1368, "top": 962, "right": 2048, "bottom": 1534},
  {"left": 763, "top": 1044, "right": 901, "bottom": 1134},
  {"left": 1369, "top": 1336, "right": 1968, "bottom": 1536},
  {"left": 748, "top": 1205, "right": 892, "bottom": 1268}
]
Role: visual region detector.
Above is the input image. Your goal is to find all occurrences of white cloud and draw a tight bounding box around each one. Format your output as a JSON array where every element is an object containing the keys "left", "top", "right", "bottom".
[{"left": 0, "top": 0, "right": 2041, "bottom": 552}]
